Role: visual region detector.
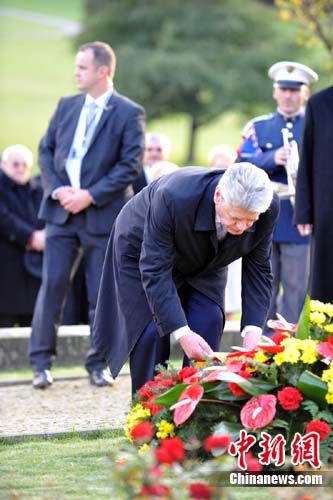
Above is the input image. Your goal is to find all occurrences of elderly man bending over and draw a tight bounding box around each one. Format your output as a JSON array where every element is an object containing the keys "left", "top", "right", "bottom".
[{"left": 93, "top": 163, "right": 279, "bottom": 393}]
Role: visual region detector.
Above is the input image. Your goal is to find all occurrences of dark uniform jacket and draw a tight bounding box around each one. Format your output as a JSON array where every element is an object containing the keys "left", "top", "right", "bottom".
[
  {"left": 238, "top": 111, "right": 308, "bottom": 245},
  {"left": 294, "top": 87, "right": 333, "bottom": 303},
  {"left": 94, "top": 167, "right": 279, "bottom": 378},
  {"left": 0, "top": 172, "right": 43, "bottom": 315}
]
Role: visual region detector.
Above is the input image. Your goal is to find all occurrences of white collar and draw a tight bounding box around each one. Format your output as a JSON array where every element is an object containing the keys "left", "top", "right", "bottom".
[{"left": 85, "top": 85, "right": 113, "bottom": 109}]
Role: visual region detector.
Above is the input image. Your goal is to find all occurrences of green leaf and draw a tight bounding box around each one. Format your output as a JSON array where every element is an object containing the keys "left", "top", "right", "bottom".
[
  {"left": 317, "top": 410, "right": 333, "bottom": 425},
  {"left": 153, "top": 384, "right": 188, "bottom": 406},
  {"left": 301, "top": 399, "right": 319, "bottom": 418},
  {"left": 296, "top": 294, "right": 311, "bottom": 339},
  {"left": 236, "top": 378, "right": 276, "bottom": 397},
  {"left": 266, "top": 419, "right": 290, "bottom": 430},
  {"left": 296, "top": 370, "right": 328, "bottom": 409}
]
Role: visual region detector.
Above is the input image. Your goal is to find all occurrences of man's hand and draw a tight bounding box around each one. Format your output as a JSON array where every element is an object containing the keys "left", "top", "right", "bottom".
[
  {"left": 242, "top": 328, "right": 262, "bottom": 350},
  {"left": 27, "top": 230, "right": 46, "bottom": 252},
  {"left": 62, "top": 189, "right": 94, "bottom": 214},
  {"left": 274, "top": 146, "right": 290, "bottom": 166},
  {"left": 297, "top": 223, "right": 313, "bottom": 236},
  {"left": 179, "top": 330, "right": 214, "bottom": 361},
  {"left": 56, "top": 186, "right": 76, "bottom": 207}
]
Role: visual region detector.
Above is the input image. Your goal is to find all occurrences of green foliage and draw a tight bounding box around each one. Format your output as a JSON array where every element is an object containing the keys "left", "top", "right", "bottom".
[
  {"left": 296, "top": 370, "right": 329, "bottom": 408},
  {"left": 296, "top": 294, "right": 311, "bottom": 339},
  {"left": 77, "top": 0, "right": 309, "bottom": 159}
]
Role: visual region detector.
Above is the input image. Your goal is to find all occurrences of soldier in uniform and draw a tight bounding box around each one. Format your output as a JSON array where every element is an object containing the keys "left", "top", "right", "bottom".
[{"left": 237, "top": 61, "right": 318, "bottom": 332}]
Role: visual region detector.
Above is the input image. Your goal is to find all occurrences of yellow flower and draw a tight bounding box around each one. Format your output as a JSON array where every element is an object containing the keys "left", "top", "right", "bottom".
[
  {"left": 274, "top": 352, "right": 286, "bottom": 366},
  {"left": 254, "top": 351, "right": 269, "bottom": 363},
  {"left": 310, "top": 300, "right": 326, "bottom": 313},
  {"left": 309, "top": 311, "right": 326, "bottom": 325},
  {"left": 327, "top": 381, "right": 333, "bottom": 393},
  {"left": 138, "top": 443, "right": 150, "bottom": 453},
  {"left": 324, "top": 324, "right": 333, "bottom": 333},
  {"left": 283, "top": 348, "right": 301, "bottom": 364},
  {"left": 323, "top": 303, "right": 333, "bottom": 318},
  {"left": 299, "top": 339, "right": 318, "bottom": 365},
  {"left": 125, "top": 404, "right": 151, "bottom": 440},
  {"left": 322, "top": 364, "right": 333, "bottom": 383},
  {"left": 156, "top": 419, "right": 175, "bottom": 439},
  {"left": 325, "top": 393, "right": 333, "bottom": 404}
]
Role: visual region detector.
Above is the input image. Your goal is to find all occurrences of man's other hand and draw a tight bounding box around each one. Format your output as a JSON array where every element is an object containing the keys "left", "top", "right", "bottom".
[
  {"left": 297, "top": 223, "right": 313, "bottom": 236},
  {"left": 62, "top": 189, "right": 94, "bottom": 214},
  {"left": 179, "top": 330, "right": 214, "bottom": 361}
]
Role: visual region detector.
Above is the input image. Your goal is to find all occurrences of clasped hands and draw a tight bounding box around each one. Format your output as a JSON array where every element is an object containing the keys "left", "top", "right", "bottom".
[{"left": 56, "top": 186, "right": 94, "bottom": 214}]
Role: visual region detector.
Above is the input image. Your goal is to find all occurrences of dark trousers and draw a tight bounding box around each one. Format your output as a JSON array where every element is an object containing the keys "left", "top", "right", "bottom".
[
  {"left": 29, "top": 214, "right": 109, "bottom": 373},
  {"left": 130, "top": 285, "right": 224, "bottom": 394}
]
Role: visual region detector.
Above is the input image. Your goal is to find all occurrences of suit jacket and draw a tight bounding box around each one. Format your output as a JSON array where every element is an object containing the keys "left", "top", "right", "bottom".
[
  {"left": 0, "top": 172, "right": 44, "bottom": 314},
  {"left": 94, "top": 167, "right": 279, "bottom": 378},
  {"left": 38, "top": 89, "right": 145, "bottom": 234},
  {"left": 294, "top": 86, "right": 333, "bottom": 302},
  {"left": 238, "top": 111, "right": 308, "bottom": 245},
  {"left": 132, "top": 169, "right": 147, "bottom": 194}
]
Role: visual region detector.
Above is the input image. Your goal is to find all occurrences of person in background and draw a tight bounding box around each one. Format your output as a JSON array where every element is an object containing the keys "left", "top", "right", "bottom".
[
  {"left": 150, "top": 161, "right": 179, "bottom": 181},
  {"left": 93, "top": 163, "right": 279, "bottom": 394},
  {"left": 208, "top": 144, "right": 237, "bottom": 170},
  {"left": 0, "top": 145, "right": 45, "bottom": 327},
  {"left": 29, "top": 41, "right": 145, "bottom": 389},
  {"left": 294, "top": 86, "right": 333, "bottom": 304},
  {"left": 237, "top": 61, "right": 318, "bottom": 332},
  {"left": 208, "top": 144, "right": 241, "bottom": 321},
  {"left": 133, "top": 132, "right": 171, "bottom": 193}
]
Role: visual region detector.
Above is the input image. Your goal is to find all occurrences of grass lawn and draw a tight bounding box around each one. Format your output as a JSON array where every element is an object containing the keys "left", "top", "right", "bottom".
[{"left": 0, "top": 432, "right": 287, "bottom": 500}]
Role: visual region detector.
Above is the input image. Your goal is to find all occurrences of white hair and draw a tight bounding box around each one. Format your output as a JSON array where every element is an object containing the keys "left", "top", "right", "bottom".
[
  {"left": 2, "top": 144, "right": 33, "bottom": 166},
  {"left": 218, "top": 162, "right": 274, "bottom": 213},
  {"left": 145, "top": 132, "right": 172, "bottom": 156},
  {"left": 208, "top": 144, "right": 237, "bottom": 166}
]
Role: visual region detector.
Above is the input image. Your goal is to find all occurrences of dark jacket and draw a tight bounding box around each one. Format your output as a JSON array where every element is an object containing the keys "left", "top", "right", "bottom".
[
  {"left": 0, "top": 172, "right": 43, "bottom": 315},
  {"left": 294, "top": 87, "right": 333, "bottom": 302},
  {"left": 94, "top": 167, "right": 279, "bottom": 378},
  {"left": 38, "top": 89, "right": 145, "bottom": 234}
]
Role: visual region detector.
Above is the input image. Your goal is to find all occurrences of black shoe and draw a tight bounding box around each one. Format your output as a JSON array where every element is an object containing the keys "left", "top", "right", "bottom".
[
  {"left": 89, "top": 370, "right": 113, "bottom": 387},
  {"left": 32, "top": 370, "right": 53, "bottom": 389}
]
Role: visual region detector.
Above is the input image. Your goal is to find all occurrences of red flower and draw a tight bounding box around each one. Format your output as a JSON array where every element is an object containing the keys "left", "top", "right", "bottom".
[
  {"left": 228, "top": 368, "right": 251, "bottom": 397},
  {"left": 140, "top": 484, "right": 170, "bottom": 497},
  {"left": 155, "top": 437, "right": 185, "bottom": 465},
  {"left": 188, "top": 482, "right": 212, "bottom": 499},
  {"left": 277, "top": 387, "right": 304, "bottom": 411},
  {"left": 154, "top": 372, "right": 176, "bottom": 387},
  {"left": 240, "top": 395, "right": 277, "bottom": 430},
  {"left": 204, "top": 434, "right": 232, "bottom": 452},
  {"left": 178, "top": 366, "right": 199, "bottom": 383},
  {"left": 271, "top": 332, "right": 290, "bottom": 345},
  {"left": 138, "top": 382, "right": 155, "bottom": 400},
  {"left": 130, "top": 421, "right": 154, "bottom": 445},
  {"left": 306, "top": 420, "right": 331, "bottom": 441},
  {"left": 173, "top": 384, "right": 204, "bottom": 426}
]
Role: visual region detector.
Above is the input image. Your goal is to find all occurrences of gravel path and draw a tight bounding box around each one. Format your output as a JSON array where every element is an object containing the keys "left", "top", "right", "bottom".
[{"left": 0, "top": 375, "right": 131, "bottom": 438}]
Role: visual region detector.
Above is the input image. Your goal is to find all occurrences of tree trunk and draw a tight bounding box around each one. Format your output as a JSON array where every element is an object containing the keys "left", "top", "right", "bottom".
[{"left": 187, "top": 116, "right": 198, "bottom": 164}]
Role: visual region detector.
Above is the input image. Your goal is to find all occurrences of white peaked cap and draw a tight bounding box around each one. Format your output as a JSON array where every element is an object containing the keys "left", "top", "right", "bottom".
[{"left": 268, "top": 61, "right": 318, "bottom": 88}]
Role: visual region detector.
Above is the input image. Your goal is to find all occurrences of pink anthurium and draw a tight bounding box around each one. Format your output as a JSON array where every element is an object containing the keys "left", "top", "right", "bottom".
[
  {"left": 240, "top": 395, "right": 277, "bottom": 430},
  {"left": 316, "top": 337, "right": 333, "bottom": 361},
  {"left": 171, "top": 384, "right": 204, "bottom": 426},
  {"left": 266, "top": 315, "right": 297, "bottom": 334}
]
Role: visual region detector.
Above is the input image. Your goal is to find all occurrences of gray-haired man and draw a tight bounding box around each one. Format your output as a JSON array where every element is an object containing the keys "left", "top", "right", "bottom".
[{"left": 94, "top": 163, "right": 279, "bottom": 393}]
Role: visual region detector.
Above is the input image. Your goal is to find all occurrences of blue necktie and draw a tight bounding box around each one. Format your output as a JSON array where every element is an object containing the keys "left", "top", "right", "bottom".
[{"left": 83, "top": 102, "right": 98, "bottom": 148}]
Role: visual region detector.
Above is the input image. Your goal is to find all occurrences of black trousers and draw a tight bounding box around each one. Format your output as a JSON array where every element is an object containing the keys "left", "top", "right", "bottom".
[{"left": 29, "top": 214, "right": 109, "bottom": 372}]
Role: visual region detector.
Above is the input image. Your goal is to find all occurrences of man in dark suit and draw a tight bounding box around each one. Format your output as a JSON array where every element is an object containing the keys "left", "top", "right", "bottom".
[
  {"left": 295, "top": 86, "right": 333, "bottom": 303},
  {"left": 94, "top": 163, "right": 279, "bottom": 394},
  {"left": 132, "top": 132, "right": 171, "bottom": 194},
  {"left": 29, "top": 41, "right": 145, "bottom": 389}
]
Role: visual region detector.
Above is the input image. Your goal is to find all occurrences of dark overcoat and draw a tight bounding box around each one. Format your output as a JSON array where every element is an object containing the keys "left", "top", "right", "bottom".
[
  {"left": 94, "top": 167, "right": 279, "bottom": 378},
  {"left": 294, "top": 86, "right": 333, "bottom": 302},
  {"left": 0, "top": 172, "right": 44, "bottom": 315}
]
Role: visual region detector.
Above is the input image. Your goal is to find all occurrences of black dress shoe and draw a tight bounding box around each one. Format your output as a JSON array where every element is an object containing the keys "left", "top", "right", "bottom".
[
  {"left": 89, "top": 370, "right": 113, "bottom": 387},
  {"left": 32, "top": 370, "right": 53, "bottom": 389}
]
